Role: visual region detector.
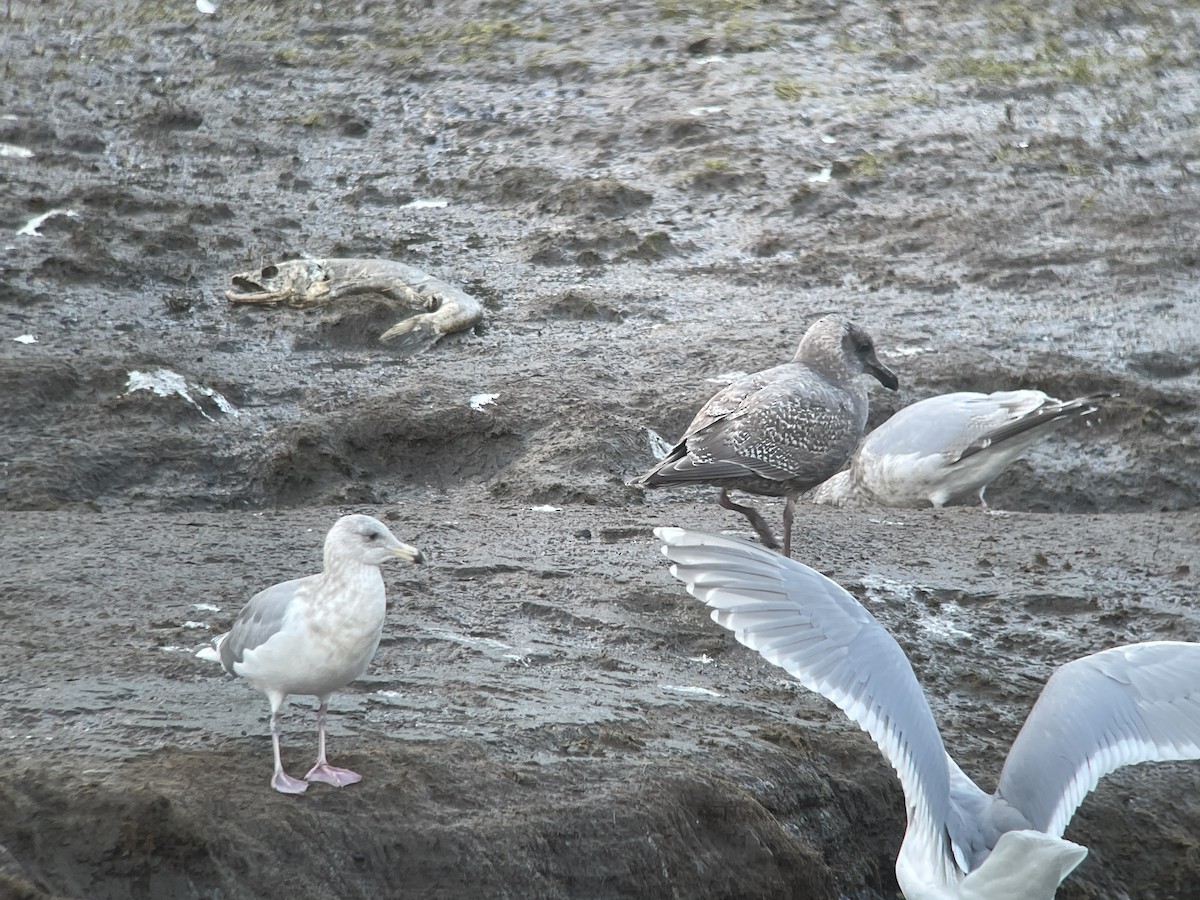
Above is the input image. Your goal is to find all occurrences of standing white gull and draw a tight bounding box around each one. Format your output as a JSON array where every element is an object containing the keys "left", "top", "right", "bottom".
[
  {"left": 634, "top": 315, "right": 898, "bottom": 556},
  {"left": 654, "top": 526, "right": 1200, "bottom": 900},
  {"left": 197, "top": 514, "right": 425, "bottom": 794},
  {"left": 810, "top": 390, "right": 1110, "bottom": 509}
]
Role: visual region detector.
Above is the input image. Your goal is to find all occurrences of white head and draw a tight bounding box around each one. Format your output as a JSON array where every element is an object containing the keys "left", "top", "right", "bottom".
[{"left": 323, "top": 514, "right": 425, "bottom": 569}]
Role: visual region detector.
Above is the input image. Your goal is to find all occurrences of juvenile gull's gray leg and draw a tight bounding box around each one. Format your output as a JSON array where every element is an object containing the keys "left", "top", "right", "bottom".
[
  {"left": 718, "top": 489, "right": 781, "bottom": 550},
  {"left": 782, "top": 495, "right": 798, "bottom": 558}
]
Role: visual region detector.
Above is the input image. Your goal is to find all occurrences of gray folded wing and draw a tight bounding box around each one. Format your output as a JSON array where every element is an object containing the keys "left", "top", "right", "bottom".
[
  {"left": 955, "top": 392, "right": 1105, "bottom": 462},
  {"left": 658, "top": 375, "right": 864, "bottom": 484},
  {"left": 218, "top": 575, "right": 313, "bottom": 670},
  {"left": 996, "top": 641, "right": 1200, "bottom": 838},
  {"left": 860, "top": 391, "right": 1101, "bottom": 466},
  {"left": 655, "top": 527, "right": 955, "bottom": 864},
  {"left": 855, "top": 392, "right": 1037, "bottom": 463},
  {"left": 679, "top": 367, "right": 790, "bottom": 439}
]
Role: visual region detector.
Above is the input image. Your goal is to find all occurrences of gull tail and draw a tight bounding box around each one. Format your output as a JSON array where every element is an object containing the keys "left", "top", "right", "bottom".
[
  {"left": 195, "top": 633, "right": 227, "bottom": 663},
  {"left": 957, "top": 831, "right": 1087, "bottom": 900}
]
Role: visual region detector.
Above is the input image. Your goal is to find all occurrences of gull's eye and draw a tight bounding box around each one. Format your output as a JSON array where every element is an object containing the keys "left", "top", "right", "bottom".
[
  {"left": 365, "top": 532, "right": 379, "bottom": 542},
  {"left": 856, "top": 342, "right": 872, "bottom": 354},
  {"left": 261, "top": 264, "right": 278, "bottom": 278}
]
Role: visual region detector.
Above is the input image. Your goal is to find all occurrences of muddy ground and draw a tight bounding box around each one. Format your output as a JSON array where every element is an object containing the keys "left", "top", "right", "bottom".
[{"left": 2, "top": 1, "right": 1200, "bottom": 898}]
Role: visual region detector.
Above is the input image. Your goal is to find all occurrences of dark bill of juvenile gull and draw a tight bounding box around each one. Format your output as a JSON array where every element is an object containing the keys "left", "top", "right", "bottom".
[
  {"left": 654, "top": 526, "right": 1200, "bottom": 900},
  {"left": 197, "top": 514, "right": 425, "bottom": 794},
  {"left": 633, "top": 315, "right": 898, "bottom": 557},
  {"left": 810, "top": 390, "right": 1112, "bottom": 509}
]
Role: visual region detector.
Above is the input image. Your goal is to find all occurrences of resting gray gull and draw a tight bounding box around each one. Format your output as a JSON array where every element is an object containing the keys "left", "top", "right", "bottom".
[
  {"left": 634, "top": 315, "right": 897, "bottom": 556},
  {"left": 197, "top": 514, "right": 425, "bottom": 794},
  {"left": 809, "top": 390, "right": 1110, "bottom": 509},
  {"left": 655, "top": 526, "right": 1200, "bottom": 900}
]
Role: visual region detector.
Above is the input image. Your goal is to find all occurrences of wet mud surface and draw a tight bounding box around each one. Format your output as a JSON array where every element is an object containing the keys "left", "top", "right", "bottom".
[{"left": 3, "top": 1, "right": 1200, "bottom": 897}]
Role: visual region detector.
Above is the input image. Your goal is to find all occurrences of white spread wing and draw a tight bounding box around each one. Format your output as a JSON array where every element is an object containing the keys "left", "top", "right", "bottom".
[{"left": 655, "top": 527, "right": 958, "bottom": 870}]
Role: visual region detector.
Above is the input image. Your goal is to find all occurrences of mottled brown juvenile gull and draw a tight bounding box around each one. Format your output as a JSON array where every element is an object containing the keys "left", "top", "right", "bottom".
[
  {"left": 634, "top": 314, "right": 897, "bottom": 556},
  {"left": 197, "top": 514, "right": 425, "bottom": 794},
  {"left": 809, "top": 390, "right": 1110, "bottom": 509},
  {"left": 655, "top": 526, "right": 1200, "bottom": 900}
]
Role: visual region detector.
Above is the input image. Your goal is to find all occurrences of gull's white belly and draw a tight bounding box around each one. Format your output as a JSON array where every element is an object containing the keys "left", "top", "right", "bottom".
[{"left": 236, "top": 594, "right": 386, "bottom": 698}]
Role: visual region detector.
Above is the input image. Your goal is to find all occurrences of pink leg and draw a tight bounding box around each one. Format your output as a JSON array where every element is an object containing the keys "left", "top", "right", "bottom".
[
  {"left": 304, "top": 699, "right": 362, "bottom": 787},
  {"left": 267, "top": 693, "right": 307, "bottom": 794}
]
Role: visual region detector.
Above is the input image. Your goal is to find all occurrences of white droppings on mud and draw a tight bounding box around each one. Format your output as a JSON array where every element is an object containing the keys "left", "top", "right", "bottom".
[
  {"left": 659, "top": 684, "right": 722, "bottom": 698},
  {"left": 191, "top": 603, "right": 220, "bottom": 612},
  {"left": 820, "top": 134, "right": 838, "bottom": 144},
  {"left": 13, "top": 334, "right": 37, "bottom": 344},
  {"left": 891, "top": 343, "right": 935, "bottom": 357},
  {"left": 918, "top": 603, "right": 976, "bottom": 641},
  {"left": 862, "top": 576, "right": 978, "bottom": 642},
  {"left": 807, "top": 166, "right": 833, "bottom": 183},
  {"left": 195, "top": 0, "right": 218, "bottom": 13},
  {"left": 181, "top": 621, "right": 208, "bottom": 630},
  {"left": 0, "top": 143, "right": 33, "bottom": 158},
  {"left": 403, "top": 198, "right": 450, "bottom": 209},
  {"left": 426, "top": 627, "right": 528, "bottom": 656},
  {"left": 17, "top": 208, "right": 80, "bottom": 236},
  {"left": 705, "top": 370, "right": 747, "bottom": 384},
  {"left": 470, "top": 392, "right": 499, "bottom": 411},
  {"left": 646, "top": 427, "right": 672, "bottom": 461},
  {"left": 531, "top": 504, "right": 560, "bottom": 512},
  {"left": 124, "top": 369, "right": 237, "bottom": 422},
  {"left": 687, "top": 654, "right": 714, "bottom": 665},
  {"left": 860, "top": 573, "right": 917, "bottom": 606}
]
